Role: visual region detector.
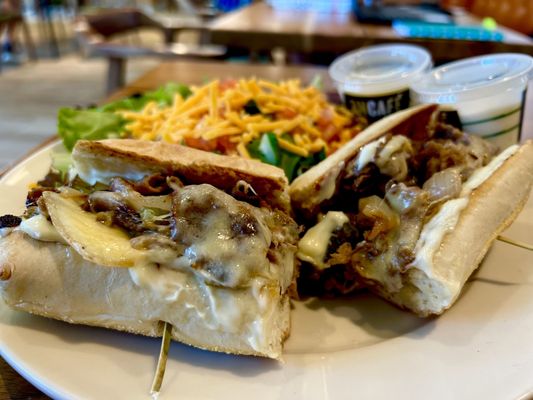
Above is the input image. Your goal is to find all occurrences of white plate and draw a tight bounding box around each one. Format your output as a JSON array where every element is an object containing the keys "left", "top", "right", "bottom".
[{"left": 1, "top": 142, "right": 532, "bottom": 400}]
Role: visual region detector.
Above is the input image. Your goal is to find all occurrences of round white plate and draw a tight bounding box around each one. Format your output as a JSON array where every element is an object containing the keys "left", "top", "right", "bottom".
[{"left": 0, "top": 142, "right": 532, "bottom": 400}]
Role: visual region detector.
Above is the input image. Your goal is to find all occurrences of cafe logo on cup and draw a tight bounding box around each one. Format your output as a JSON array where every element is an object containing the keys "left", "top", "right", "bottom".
[{"left": 345, "top": 89, "right": 410, "bottom": 123}]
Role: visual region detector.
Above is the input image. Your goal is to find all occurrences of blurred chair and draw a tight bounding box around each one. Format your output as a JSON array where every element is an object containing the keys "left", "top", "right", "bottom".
[
  {"left": 34, "top": 0, "right": 73, "bottom": 58},
  {"left": 174, "top": 0, "right": 220, "bottom": 21},
  {"left": 75, "top": 8, "right": 226, "bottom": 94},
  {"left": 0, "top": 13, "right": 37, "bottom": 73}
]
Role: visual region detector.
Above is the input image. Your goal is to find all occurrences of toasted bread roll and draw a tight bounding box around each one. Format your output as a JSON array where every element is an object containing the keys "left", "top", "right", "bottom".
[
  {"left": 376, "top": 142, "right": 533, "bottom": 316},
  {"left": 0, "top": 231, "right": 291, "bottom": 358},
  {"left": 290, "top": 104, "right": 437, "bottom": 217},
  {"left": 290, "top": 102, "right": 533, "bottom": 316},
  {"left": 0, "top": 139, "right": 298, "bottom": 359},
  {"left": 74, "top": 139, "right": 291, "bottom": 213}
]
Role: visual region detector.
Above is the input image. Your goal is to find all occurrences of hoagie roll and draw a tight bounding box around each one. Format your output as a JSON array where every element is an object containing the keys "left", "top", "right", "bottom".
[
  {"left": 290, "top": 105, "right": 533, "bottom": 316},
  {"left": 0, "top": 139, "right": 299, "bottom": 359}
]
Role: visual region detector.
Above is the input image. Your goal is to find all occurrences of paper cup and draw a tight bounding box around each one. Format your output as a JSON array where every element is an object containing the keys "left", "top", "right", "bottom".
[
  {"left": 329, "top": 44, "right": 432, "bottom": 123},
  {"left": 411, "top": 53, "right": 533, "bottom": 149}
]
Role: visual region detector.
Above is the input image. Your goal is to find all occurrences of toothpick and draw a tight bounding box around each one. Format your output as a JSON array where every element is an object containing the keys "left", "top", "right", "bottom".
[
  {"left": 150, "top": 322, "right": 172, "bottom": 398},
  {"left": 497, "top": 235, "right": 533, "bottom": 251}
]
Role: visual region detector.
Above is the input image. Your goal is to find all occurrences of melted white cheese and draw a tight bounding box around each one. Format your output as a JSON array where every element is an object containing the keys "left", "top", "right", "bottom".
[
  {"left": 376, "top": 135, "right": 411, "bottom": 166},
  {"left": 0, "top": 227, "right": 14, "bottom": 238},
  {"left": 411, "top": 145, "right": 519, "bottom": 276},
  {"left": 312, "top": 161, "right": 345, "bottom": 205},
  {"left": 461, "top": 144, "right": 519, "bottom": 196},
  {"left": 250, "top": 277, "right": 271, "bottom": 312},
  {"left": 203, "top": 284, "right": 243, "bottom": 332},
  {"left": 129, "top": 262, "right": 186, "bottom": 302},
  {"left": 70, "top": 165, "right": 149, "bottom": 186},
  {"left": 181, "top": 206, "right": 271, "bottom": 287},
  {"left": 129, "top": 261, "right": 275, "bottom": 352},
  {"left": 18, "top": 214, "right": 66, "bottom": 243},
  {"left": 297, "top": 211, "right": 349, "bottom": 270},
  {"left": 249, "top": 278, "right": 277, "bottom": 351},
  {"left": 411, "top": 198, "right": 468, "bottom": 275},
  {"left": 356, "top": 137, "right": 386, "bottom": 171}
]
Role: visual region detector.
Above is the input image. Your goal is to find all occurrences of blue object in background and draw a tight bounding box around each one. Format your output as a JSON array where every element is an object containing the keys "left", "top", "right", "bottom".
[
  {"left": 214, "top": 0, "right": 253, "bottom": 12},
  {"left": 392, "top": 20, "right": 504, "bottom": 42},
  {"left": 267, "top": 0, "right": 352, "bottom": 13}
]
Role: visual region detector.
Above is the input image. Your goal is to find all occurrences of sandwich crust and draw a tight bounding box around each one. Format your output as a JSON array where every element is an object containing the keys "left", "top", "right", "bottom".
[
  {"left": 74, "top": 139, "right": 291, "bottom": 213},
  {"left": 290, "top": 102, "right": 533, "bottom": 316},
  {"left": 379, "top": 141, "right": 533, "bottom": 316},
  {"left": 289, "top": 104, "right": 437, "bottom": 216},
  {"left": 0, "top": 139, "right": 298, "bottom": 359},
  {"left": 0, "top": 232, "right": 291, "bottom": 358}
]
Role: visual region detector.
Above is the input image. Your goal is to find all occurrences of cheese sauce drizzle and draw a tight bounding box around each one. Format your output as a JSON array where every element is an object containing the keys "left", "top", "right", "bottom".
[{"left": 412, "top": 144, "right": 519, "bottom": 275}]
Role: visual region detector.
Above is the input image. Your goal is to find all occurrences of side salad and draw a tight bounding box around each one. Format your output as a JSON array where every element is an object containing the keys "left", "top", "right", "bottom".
[
  {"left": 56, "top": 80, "right": 366, "bottom": 181},
  {"left": 58, "top": 83, "right": 192, "bottom": 151}
]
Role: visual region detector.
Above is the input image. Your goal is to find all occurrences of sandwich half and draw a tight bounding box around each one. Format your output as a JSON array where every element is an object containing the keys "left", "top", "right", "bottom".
[
  {"left": 290, "top": 104, "right": 533, "bottom": 316},
  {"left": 0, "top": 139, "right": 299, "bottom": 359}
]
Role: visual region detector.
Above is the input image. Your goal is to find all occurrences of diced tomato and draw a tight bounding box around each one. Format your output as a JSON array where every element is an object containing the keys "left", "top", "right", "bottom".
[
  {"left": 215, "top": 135, "right": 237, "bottom": 155},
  {"left": 321, "top": 124, "right": 338, "bottom": 141},
  {"left": 219, "top": 79, "right": 238, "bottom": 92},
  {"left": 316, "top": 108, "right": 334, "bottom": 129},
  {"left": 276, "top": 108, "right": 298, "bottom": 119},
  {"left": 183, "top": 136, "right": 218, "bottom": 152}
]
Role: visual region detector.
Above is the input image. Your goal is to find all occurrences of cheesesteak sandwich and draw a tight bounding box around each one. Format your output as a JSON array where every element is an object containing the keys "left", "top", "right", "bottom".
[
  {"left": 0, "top": 139, "right": 299, "bottom": 359},
  {"left": 290, "top": 104, "right": 533, "bottom": 316}
]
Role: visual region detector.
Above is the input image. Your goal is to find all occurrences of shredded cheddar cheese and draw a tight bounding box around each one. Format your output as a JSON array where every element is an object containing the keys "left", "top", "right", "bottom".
[{"left": 121, "top": 78, "right": 365, "bottom": 158}]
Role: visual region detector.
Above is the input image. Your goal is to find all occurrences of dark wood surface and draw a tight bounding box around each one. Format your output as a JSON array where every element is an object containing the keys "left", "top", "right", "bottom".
[
  {"left": 0, "top": 358, "right": 49, "bottom": 400},
  {"left": 209, "top": 2, "right": 533, "bottom": 63},
  {"left": 1, "top": 59, "right": 532, "bottom": 399}
]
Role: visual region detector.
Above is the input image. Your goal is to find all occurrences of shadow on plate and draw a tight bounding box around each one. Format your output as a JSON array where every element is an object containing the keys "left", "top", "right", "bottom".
[{"left": 285, "top": 290, "right": 434, "bottom": 354}]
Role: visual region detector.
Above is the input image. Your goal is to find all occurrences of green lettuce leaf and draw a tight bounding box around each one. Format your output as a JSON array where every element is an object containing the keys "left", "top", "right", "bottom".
[
  {"left": 57, "top": 108, "right": 125, "bottom": 151},
  {"left": 51, "top": 150, "right": 72, "bottom": 177},
  {"left": 247, "top": 132, "right": 327, "bottom": 181},
  {"left": 100, "top": 83, "right": 192, "bottom": 112},
  {"left": 57, "top": 83, "right": 192, "bottom": 151}
]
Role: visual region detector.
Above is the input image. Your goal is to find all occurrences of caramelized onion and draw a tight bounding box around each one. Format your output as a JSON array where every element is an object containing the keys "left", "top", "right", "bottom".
[
  {"left": 166, "top": 176, "right": 184, "bottom": 192},
  {"left": 376, "top": 135, "right": 413, "bottom": 181},
  {"left": 359, "top": 195, "right": 399, "bottom": 240},
  {"left": 86, "top": 190, "right": 172, "bottom": 234},
  {"left": 423, "top": 168, "right": 462, "bottom": 204},
  {"left": 385, "top": 182, "right": 428, "bottom": 214},
  {"left": 94, "top": 183, "right": 172, "bottom": 213},
  {"left": 109, "top": 175, "right": 164, "bottom": 195},
  {"left": 43, "top": 191, "right": 146, "bottom": 267},
  {"left": 231, "top": 180, "right": 260, "bottom": 206},
  {"left": 383, "top": 183, "right": 431, "bottom": 271},
  {"left": 130, "top": 233, "right": 182, "bottom": 252},
  {"left": 87, "top": 191, "right": 123, "bottom": 212}
]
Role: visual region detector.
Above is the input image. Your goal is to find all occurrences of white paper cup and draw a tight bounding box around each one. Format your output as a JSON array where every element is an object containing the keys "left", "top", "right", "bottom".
[
  {"left": 329, "top": 44, "right": 432, "bottom": 123},
  {"left": 411, "top": 53, "right": 533, "bottom": 149}
]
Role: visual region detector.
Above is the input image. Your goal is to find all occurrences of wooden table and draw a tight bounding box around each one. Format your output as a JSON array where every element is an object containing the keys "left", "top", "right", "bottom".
[
  {"left": 1, "top": 60, "right": 533, "bottom": 398},
  {"left": 209, "top": 2, "right": 533, "bottom": 63}
]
